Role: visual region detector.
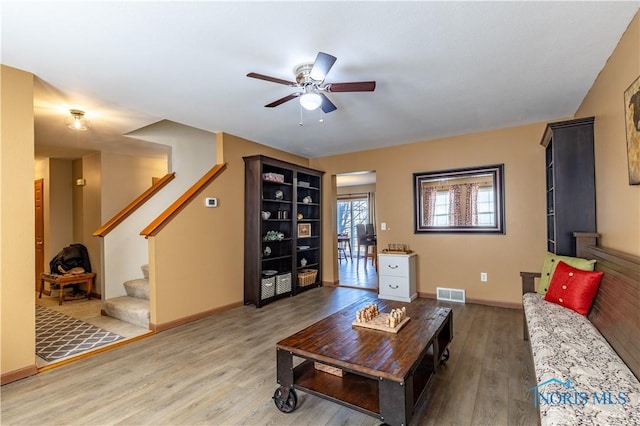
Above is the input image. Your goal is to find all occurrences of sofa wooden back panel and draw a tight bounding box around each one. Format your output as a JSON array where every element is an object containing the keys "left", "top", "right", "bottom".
[{"left": 575, "top": 233, "right": 640, "bottom": 381}]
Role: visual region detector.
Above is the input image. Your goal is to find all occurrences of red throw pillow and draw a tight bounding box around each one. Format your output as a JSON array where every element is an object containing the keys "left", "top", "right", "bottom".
[{"left": 544, "top": 261, "right": 604, "bottom": 316}]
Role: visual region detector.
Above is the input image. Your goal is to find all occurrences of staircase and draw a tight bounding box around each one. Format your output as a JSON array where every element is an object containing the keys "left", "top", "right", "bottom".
[{"left": 103, "top": 265, "right": 150, "bottom": 328}]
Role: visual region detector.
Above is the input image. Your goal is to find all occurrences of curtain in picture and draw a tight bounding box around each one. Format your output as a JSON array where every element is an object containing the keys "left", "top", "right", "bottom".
[
  {"left": 422, "top": 186, "right": 437, "bottom": 226},
  {"left": 465, "top": 182, "right": 480, "bottom": 225},
  {"left": 449, "top": 184, "right": 462, "bottom": 226},
  {"left": 367, "top": 191, "right": 376, "bottom": 229}
]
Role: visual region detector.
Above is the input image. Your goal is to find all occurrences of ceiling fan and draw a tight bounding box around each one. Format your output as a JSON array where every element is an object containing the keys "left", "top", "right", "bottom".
[{"left": 247, "top": 52, "right": 376, "bottom": 113}]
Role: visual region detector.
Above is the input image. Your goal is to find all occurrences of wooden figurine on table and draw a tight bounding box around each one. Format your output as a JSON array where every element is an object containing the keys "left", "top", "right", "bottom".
[{"left": 387, "top": 307, "right": 407, "bottom": 328}]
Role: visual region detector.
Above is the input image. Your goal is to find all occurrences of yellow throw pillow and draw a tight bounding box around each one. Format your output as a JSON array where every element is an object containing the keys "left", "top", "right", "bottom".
[{"left": 536, "top": 252, "right": 596, "bottom": 295}]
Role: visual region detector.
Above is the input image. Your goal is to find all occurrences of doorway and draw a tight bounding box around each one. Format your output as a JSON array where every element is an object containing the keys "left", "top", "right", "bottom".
[{"left": 336, "top": 171, "right": 377, "bottom": 290}]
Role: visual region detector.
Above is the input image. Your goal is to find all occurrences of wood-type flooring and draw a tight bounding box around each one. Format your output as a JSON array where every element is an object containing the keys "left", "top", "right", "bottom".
[
  {"left": 337, "top": 253, "right": 378, "bottom": 290},
  {"left": 3, "top": 286, "right": 538, "bottom": 425}
]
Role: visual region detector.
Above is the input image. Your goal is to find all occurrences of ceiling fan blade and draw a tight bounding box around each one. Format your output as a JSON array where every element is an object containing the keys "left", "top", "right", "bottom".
[
  {"left": 247, "top": 72, "right": 296, "bottom": 87},
  {"left": 265, "top": 93, "right": 299, "bottom": 108},
  {"left": 325, "top": 81, "right": 376, "bottom": 92},
  {"left": 320, "top": 93, "right": 337, "bottom": 113},
  {"left": 310, "top": 52, "right": 337, "bottom": 81}
]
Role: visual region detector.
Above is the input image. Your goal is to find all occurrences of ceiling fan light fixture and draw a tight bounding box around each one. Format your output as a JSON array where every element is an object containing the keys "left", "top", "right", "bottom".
[
  {"left": 299, "top": 88, "right": 322, "bottom": 111},
  {"left": 247, "top": 51, "right": 375, "bottom": 115},
  {"left": 65, "top": 109, "right": 88, "bottom": 130}
]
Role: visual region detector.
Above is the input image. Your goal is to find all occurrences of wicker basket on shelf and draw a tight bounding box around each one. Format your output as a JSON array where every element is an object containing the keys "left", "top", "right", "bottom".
[{"left": 297, "top": 269, "right": 318, "bottom": 287}]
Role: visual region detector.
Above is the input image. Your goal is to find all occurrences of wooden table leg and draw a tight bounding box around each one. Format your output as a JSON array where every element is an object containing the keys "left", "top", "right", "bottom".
[
  {"left": 86, "top": 276, "right": 93, "bottom": 301},
  {"left": 39, "top": 277, "right": 45, "bottom": 299},
  {"left": 59, "top": 283, "right": 65, "bottom": 305}
]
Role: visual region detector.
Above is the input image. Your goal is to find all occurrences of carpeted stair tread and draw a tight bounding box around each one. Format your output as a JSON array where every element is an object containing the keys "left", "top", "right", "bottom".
[
  {"left": 123, "top": 278, "right": 150, "bottom": 300},
  {"left": 103, "top": 296, "right": 149, "bottom": 328}
]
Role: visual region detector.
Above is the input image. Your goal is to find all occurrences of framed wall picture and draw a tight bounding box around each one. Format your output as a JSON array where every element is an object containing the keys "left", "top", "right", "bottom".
[
  {"left": 413, "top": 164, "right": 505, "bottom": 234},
  {"left": 624, "top": 75, "right": 640, "bottom": 185},
  {"left": 297, "top": 223, "right": 311, "bottom": 238}
]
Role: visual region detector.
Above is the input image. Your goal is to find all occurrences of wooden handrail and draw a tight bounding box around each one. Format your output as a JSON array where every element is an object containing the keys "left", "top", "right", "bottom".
[
  {"left": 93, "top": 173, "right": 176, "bottom": 237},
  {"left": 141, "top": 163, "right": 227, "bottom": 238}
]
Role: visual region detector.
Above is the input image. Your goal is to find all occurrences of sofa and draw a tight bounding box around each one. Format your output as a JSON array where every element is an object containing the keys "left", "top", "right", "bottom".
[{"left": 521, "top": 233, "right": 640, "bottom": 425}]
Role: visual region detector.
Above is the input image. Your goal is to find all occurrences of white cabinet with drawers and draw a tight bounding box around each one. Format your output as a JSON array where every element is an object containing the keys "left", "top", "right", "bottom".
[{"left": 377, "top": 253, "right": 417, "bottom": 302}]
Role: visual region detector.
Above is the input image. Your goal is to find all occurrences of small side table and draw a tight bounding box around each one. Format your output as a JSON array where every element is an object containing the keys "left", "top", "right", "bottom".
[
  {"left": 40, "top": 272, "right": 95, "bottom": 305},
  {"left": 377, "top": 253, "right": 417, "bottom": 302}
]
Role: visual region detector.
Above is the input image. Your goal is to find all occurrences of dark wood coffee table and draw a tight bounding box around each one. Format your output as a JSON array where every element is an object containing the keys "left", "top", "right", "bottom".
[{"left": 274, "top": 297, "right": 453, "bottom": 426}]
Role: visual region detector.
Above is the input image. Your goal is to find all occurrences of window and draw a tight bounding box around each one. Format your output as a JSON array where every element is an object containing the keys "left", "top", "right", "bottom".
[
  {"left": 476, "top": 187, "right": 494, "bottom": 225},
  {"left": 433, "top": 191, "right": 449, "bottom": 226},
  {"left": 337, "top": 196, "right": 369, "bottom": 248}
]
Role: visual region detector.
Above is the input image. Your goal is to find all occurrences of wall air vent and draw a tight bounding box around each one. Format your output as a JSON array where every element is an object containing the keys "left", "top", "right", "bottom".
[{"left": 436, "top": 287, "right": 466, "bottom": 303}]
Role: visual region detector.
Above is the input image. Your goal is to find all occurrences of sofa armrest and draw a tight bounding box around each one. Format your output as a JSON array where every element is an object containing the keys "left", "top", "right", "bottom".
[{"left": 520, "top": 271, "right": 541, "bottom": 295}]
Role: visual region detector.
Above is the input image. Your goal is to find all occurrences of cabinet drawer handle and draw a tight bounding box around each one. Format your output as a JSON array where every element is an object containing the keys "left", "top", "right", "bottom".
[
  {"left": 389, "top": 284, "right": 399, "bottom": 289},
  {"left": 388, "top": 265, "right": 399, "bottom": 269}
]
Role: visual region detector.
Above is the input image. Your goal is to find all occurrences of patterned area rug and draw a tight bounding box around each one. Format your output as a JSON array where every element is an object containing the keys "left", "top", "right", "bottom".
[{"left": 36, "top": 305, "right": 124, "bottom": 361}]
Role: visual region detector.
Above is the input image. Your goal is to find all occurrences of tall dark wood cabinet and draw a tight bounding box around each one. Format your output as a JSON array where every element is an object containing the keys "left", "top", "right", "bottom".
[
  {"left": 244, "top": 155, "right": 324, "bottom": 307},
  {"left": 541, "top": 117, "right": 596, "bottom": 256}
]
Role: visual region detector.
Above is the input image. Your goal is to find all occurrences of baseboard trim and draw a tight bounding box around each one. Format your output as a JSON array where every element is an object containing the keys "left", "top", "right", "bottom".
[
  {"left": 150, "top": 301, "right": 244, "bottom": 332},
  {"left": 337, "top": 284, "right": 378, "bottom": 292},
  {"left": 327, "top": 279, "right": 377, "bottom": 292},
  {"left": 1, "top": 364, "right": 38, "bottom": 385},
  {"left": 418, "top": 292, "right": 522, "bottom": 310}
]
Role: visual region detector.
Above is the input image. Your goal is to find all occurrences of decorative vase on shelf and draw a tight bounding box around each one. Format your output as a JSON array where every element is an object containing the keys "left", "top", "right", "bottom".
[
  {"left": 261, "top": 211, "right": 271, "bottom": 220},
  {"left": 300, "top": 258, "right": 307, "bottom": 267}
]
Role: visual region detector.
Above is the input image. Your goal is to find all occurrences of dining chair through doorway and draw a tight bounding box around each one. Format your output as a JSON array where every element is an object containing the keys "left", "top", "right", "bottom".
[
  {"left": 338, "top": 233, "right": 351, "bottom": 263},
  {"left": 356, "top": 224, "right": 377, "bottom": 270}
]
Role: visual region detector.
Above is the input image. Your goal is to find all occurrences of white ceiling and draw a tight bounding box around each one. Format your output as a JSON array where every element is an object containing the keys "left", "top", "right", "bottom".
[{"left": 2, "top": 1, "right": 639, "bottom": 159}]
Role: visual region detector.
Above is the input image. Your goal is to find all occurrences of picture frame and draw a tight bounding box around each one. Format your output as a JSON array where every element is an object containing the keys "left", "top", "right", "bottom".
[
  {"left": 624, "top": 75, "right": 640, "bottom": 185},
  {"left": 297, "top": 223, "right": 311, "bottom": 238},
  {"left": 413, "top": 164, "right": 505, "bottom": 234}
]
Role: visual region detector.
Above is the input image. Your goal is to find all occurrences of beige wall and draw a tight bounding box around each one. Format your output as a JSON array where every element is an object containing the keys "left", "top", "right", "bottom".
[
  {"left": 100, "top": 152, "right": 167, "bottom": 219},
  {"left": 82, "top": 153, "right": 103, "bottom": 291},
  {"left": 48, "top": 159, "right": 74, "bottom": 263},
  {"left": 149, "top": 133, "right": 308, "bottom": 326},
  {"left": 312, "top": 123, "right": 547, "bottom": 306},
  {"left": 337, "top": 183, "right": 376, "bottom": 195},
  {"left": 575, "top": 12, "right": 640, "bottom": 256},
  {"left": 72, "top": 159, "right": 84, "bottom": 241},
  {"left": 34, "top": 158, "right": 74, "bottom": 268},
  {"left": 1, "top": 66, "right": 36, "bottom": 378}
]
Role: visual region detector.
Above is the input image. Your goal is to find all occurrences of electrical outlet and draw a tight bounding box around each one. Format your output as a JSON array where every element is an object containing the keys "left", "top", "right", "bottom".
[
  {"left": 480, "top": 272, "right": 488, "bottom": 282},
  {"left": 381, "top": 222, "right": 387, "bottom": 230}
]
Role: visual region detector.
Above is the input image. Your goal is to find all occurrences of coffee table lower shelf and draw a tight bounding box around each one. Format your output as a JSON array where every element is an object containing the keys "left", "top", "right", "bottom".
[{"left": 294, "top": 359, "right": 382, "bottom": 416}]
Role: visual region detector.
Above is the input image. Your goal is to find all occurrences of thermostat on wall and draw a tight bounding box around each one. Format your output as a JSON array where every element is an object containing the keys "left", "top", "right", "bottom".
[{"left": 205, "top": 197, "right": 218, "bottom": 208}]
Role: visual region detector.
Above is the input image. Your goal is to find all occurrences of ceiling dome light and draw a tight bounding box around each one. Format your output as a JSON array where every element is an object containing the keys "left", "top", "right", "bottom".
[
  {"left": 65, "top": 109, "right": 88, "bottom": 130},
  {"left": 299, "top": 87, "right": 322, "bottom": 111}
]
